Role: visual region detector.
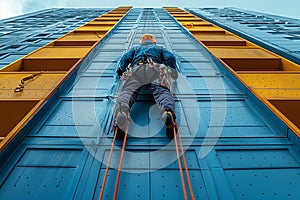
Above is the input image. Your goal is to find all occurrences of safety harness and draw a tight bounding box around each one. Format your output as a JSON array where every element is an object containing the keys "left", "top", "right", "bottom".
[{"left": 120, "top": 51, "right": 173, "bottom": 90}]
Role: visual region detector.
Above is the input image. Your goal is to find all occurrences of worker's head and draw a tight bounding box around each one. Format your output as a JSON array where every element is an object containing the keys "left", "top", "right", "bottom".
[{"left": 139, "top": 34, "right": 156, "bottom": 44}]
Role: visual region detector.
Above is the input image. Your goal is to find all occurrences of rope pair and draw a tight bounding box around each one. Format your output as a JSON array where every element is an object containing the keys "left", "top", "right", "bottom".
[{"left": 99, "top": 126, "right": 195, "bottom": 200}]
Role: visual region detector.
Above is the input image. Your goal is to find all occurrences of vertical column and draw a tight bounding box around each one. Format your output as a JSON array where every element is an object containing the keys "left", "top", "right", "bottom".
[
  {"left": 0, "top": 7, "right": 131, "bottom": 151},
  {"left": 165, "top": 7, "right": 300, "bottom": 137}
]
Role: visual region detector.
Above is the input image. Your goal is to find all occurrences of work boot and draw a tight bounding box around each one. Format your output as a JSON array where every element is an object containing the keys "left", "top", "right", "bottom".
[
  {"left": 114, "top": 111, "right": 129, "bottom": 140},
  {"left": 162, "top": 110, "right": 177, "bottom": 139}
]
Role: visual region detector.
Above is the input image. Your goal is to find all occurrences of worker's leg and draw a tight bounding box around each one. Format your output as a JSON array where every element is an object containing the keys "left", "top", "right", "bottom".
[
  {"left": 151, "top": 83, "right": 177, "bottom": 139},
  {"left": 114, "top": 78, "right": 142, "bottom": 115},
  {"left": 151, "top": 83, "right": 175, "bottom": 114},
  {"left": 113, "top": 78, "right": 142, "bottom": 139}
]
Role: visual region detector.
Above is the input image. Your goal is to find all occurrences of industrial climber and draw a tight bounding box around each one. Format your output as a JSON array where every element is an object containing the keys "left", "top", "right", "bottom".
[{"left": 113, "top": 33, "right": 178, "bottom": 140}]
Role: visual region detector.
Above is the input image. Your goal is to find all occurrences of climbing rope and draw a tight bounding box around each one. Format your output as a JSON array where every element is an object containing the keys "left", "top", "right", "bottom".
[
  {"left": 149, "top": 9, "right": 156, "bottom": 37},
  {"left": 98, "top": 125, "right": 129, "bottom": 200},
  {"left": 113, "top": 125, "right": 129, "bottom": 200},
  {"left": 99, "top": 127, "right": 118, "bottom": 200},
  {"left": 176, "top": 125, "right": 195, "bottom": 199},
  {"left": 98, "top": 119, "right": 194, "bottom": 200},
  {"left": 173, "top": 126, "right": 189, "bottom": 200},
  {"left": 142, "top": 9, "right": 148, "bottom": 34},
  {"left": 173, "top": 125, "right": 195, "bottom": 200},
  {"left": 14, "top": 72, "right": 43, "bottom": 93},
  {"left": 142, "top": 9, "right": 156, "bottom": 37}
]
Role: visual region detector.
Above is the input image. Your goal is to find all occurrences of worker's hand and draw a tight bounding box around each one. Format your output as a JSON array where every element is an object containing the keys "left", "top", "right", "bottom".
[{"left": 117, "top": 68, "right": 124, "bottom": 77}]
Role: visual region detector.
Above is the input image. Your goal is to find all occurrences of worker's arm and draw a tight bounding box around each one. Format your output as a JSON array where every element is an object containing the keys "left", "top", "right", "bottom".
[
  {"left": 117, "top": 48, "right": 136, "bottom": 77},
  {"left": 161, "top": 48, "right": 178, "bottom": 79}
]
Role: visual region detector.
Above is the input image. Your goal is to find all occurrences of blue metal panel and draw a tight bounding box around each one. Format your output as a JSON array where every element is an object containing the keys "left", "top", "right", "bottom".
[
  {"left": 0, "top": 145, "right": 88, "bottom": 200},
  {"left": 215, "top": 147, "right": 300, "bottom": 199},
  {"left": 224, "top": 168, "right": 300, "bottom": 199},
  {"left": 151, "top": 169, "right": 208, "bottom": 200},
  {"left": 150, "top": 150, "right": 199, "bottom": 169},
  {"left": 187, "top": 7, "right": 300, "bottom": 64},
  {"left": 216, "top": 149, "right": 300, "bottom": 168},
  {"left": 94, "top": 170, "right": 150, "bottom": 200},
  {"left": 44, "top": 99, "right": 106, "bottom": 126},
  {"left": 0, "top": 54, "right": 24, "bottom": 62}
]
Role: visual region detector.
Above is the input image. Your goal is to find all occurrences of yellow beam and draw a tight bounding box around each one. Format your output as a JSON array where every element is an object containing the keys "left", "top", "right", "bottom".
[
  {"left": 239, "top": 74, "right": 300, "bottom": 99},
  {"left": 27, "top": 47, "right": 91, "bottom": 59},
  {"left": 0, "top": 73, "right": 65, "bottom": 99}
]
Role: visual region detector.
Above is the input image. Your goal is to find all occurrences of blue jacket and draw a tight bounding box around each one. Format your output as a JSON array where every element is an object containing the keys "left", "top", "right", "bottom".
[{"left": 118, "top": 40, "right": 177, "bottom": 74}]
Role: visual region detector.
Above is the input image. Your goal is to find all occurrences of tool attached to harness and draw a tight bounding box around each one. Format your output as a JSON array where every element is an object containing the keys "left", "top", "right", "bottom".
[
  {"left": 120, "top": 52, "right": 174, "bottom": 89},
  {"left": 158, "top": 64, "right": 172, "bottom": 89},
  {"left": 120, "top": 65, "right": 133, "bottom": 80}
]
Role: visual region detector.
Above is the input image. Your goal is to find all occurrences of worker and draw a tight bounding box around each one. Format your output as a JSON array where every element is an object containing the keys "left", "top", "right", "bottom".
[{"left": 113, "top": 33, "right": 178, "bottom": 140}]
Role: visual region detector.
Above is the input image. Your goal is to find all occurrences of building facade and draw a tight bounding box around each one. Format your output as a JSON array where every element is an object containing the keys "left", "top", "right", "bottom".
[{"left": 0, "top": 7, "right": 300, "bottom": 200}]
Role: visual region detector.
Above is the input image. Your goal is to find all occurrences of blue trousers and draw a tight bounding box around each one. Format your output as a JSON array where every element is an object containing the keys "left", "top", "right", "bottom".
[{"left": 114, "top": 64, "right": 175, "bottom": 117}]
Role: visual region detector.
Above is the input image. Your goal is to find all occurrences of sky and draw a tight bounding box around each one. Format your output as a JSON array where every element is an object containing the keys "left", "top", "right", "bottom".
[{"left": 0, "top": 0, "right": 300, "bottom": 20}]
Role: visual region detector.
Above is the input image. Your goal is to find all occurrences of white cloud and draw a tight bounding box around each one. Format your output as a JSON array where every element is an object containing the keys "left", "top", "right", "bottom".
[
  {"left": 0, "top": 0, "right": 66, "bottom": 20},
  {"left": 0, "top": 1, "right": 24, "bottom": 19},
  {"left": 0, "top": 0, "right": 299, "bottom": 20},
  {"left": 22, "top": 0, "right": 66, "bottom": 13}
]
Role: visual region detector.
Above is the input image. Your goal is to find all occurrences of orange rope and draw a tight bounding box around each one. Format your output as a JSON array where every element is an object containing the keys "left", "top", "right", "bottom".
[
  {"left": 142, "top": 9, "right": 149, "bottom": 34},
  {"left": 149, "top": 9, "right": 155, "bottom": 37},
  {"left": 177, "top": 125, "right": 195, "bottom": 200},
  {"left": 173, "top": 127, "right": 188, "bottom": 200},
  {"left": 113, "top": 125, "right": 129, "bottom": 200},
  {"left": 99, "top": 127, "right": 118, "bottom": 200}
]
